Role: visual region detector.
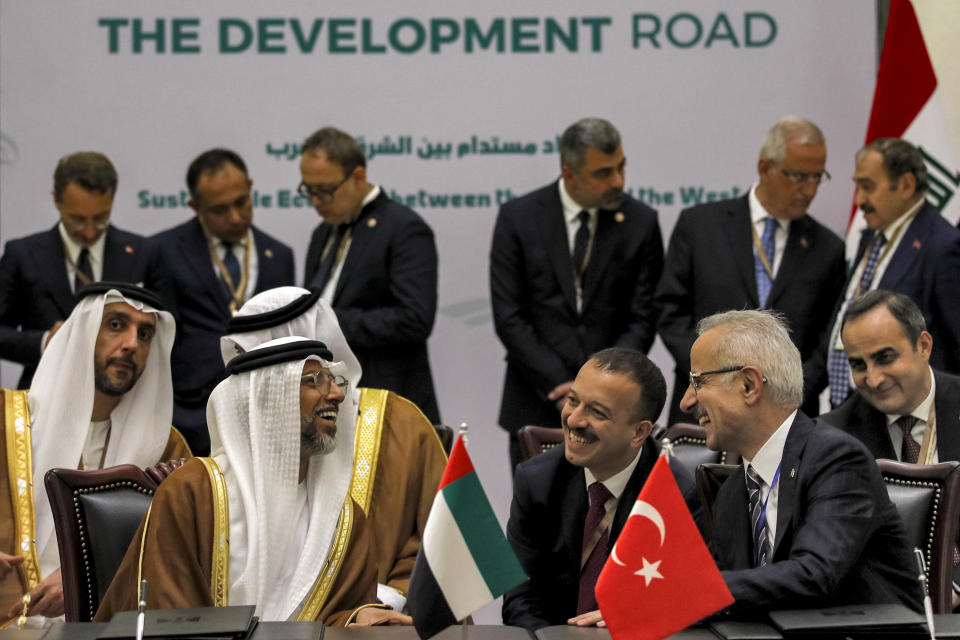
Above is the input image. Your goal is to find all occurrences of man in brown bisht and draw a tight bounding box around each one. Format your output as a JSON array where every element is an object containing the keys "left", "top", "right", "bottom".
[
  {"left": 97, "top": 337, "right": 410, "bottom": 625},
  {"left": 220, "top": 286, "right": 446, "bottom": 613},
  {"left": 1, "top": 282, "right": 189, "bottom": 624}
]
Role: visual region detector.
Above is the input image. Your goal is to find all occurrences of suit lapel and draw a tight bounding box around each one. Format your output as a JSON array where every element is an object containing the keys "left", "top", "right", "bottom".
[
  {"left": 333, "top": 192, "right": 386, "bottom": 303},
  {"left": 878, "top": 203, "right": 932, "bottom": 291},
  {"left": 767, "top": 216, "right": 811, "bottom": 307},
  {"left": 771, "top": 414, "right": 812, "bottom": 560},
  {"left": 559, "top": 464, "right": 589, "bottom": 570},
  {"left": 178, "top": 219, "right": 230, "bottom": 310},
  {"left": 539, "top": 186, "right": 578, "bottom": 314},
  {"left": 714, "top": 469, "right": 753, "bottom": 569},
  {"left": 101, "top": 227, "right": 138, "bottom": 281},
  {"left": 722, "top": 200, "right": 759, "bottom": 306},
  {"left": 37, "top": 226, "right": 75, "bottom": 316},
  {"left": 934, "top": 371, "right": 960, "bottom": 462}
]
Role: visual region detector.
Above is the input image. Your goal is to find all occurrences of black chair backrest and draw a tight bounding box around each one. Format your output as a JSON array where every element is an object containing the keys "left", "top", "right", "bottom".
[
  {"left": 877, "top": 459, "right": 960, "bottom": 614},
  {"left": 516, "top": 425, "right": 564, "bottom": 462},
  {"left": 695, "top": 462, "right": 740, "bottom": 540},
  {"left": 660, "top": 423, "right": 740, "bottom": 473},
  {"left": 44, "top": 465, "right": 158, "bottom": 622},
  {"left": 434, "top": 424, "right": 454, "bottom": 454}
]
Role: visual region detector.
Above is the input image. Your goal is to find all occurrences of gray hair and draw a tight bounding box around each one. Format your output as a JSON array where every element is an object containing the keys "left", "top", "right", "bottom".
[
  {"left": 559, "top": 118, "right": 621, "bottom": 170},
  {"left": 855, "top": 137, "right": 929, "bottom": 194},
  {"left": 696, "top": 309, "right": 803, "bottom": 408},
  {"left": 758, "top": 117, "right": 826, "bottom": 164}
]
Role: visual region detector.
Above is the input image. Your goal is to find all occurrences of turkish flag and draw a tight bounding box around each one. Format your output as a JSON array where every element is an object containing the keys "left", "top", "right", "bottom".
[{"left": 596, "top": 455, "right": 733, "bottom": 640}]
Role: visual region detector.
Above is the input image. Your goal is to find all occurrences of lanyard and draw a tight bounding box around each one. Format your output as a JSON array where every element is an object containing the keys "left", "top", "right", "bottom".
[{"left": 754, "top": 462, "right": 782, "bottom": 543}]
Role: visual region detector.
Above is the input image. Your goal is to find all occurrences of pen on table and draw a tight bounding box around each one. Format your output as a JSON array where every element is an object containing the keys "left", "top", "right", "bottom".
[{"left": 914, "top": 548, "right": 935, "bottom": 640}]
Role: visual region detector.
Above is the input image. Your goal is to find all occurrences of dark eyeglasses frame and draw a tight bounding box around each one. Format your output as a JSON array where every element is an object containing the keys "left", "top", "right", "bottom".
[
  {"left": 779, "top": 168, "right": 831, "bottom": 185},
  {"left": 296, "top": 174, "right": 351, "bottom": 205}
]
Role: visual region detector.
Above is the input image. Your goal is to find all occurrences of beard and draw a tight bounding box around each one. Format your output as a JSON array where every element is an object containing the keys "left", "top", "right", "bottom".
[
  {"left": 598, "top": 187, "right": 624, "bottom": 210},
  {"left": 301, "top": 408, "right": 337, "bottom": 456},
  {"left": 93, "top": 353, "right": 141, "bottom": 397}
]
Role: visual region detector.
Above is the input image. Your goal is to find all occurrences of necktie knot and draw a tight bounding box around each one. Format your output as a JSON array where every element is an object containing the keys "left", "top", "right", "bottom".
[
  {"left": 896, "top": 415, "right": 921, "bottom": 463},
  {"left": 588, "top": 481, "right": 612, "bottom": 506}
]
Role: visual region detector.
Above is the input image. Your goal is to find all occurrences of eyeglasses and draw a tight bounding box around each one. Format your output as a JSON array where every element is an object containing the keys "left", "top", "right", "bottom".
[
  {"left": 780, "top": 168, "right": 831, "bottom": 185},
  {"left": 297, "top": 174, "right": 351, "bottom": 205},
  {"left": 300, "top": 370, "right": 349, "bottom": 395},
  {"left": 688, "top": 366, "right": 745, "bottom": 392},
  {"left": 63, "top": 216, "right": 109, "bottom": 233}
]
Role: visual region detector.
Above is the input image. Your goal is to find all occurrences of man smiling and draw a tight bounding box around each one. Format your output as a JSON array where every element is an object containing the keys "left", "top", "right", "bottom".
[
  {"left": 680, "top": 309, "right": 919, "bottom": 615},
  {"left": 503, "top": 348, "right": 699, "bottom": 630}
]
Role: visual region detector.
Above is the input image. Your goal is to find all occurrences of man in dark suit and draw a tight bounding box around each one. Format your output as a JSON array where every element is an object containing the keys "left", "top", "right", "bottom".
[
  {"left": 0, "top": 151, "right": 150, "bottom": 388},
  {"left": 299, "top": 127, "right": 439, "bottom": 423},
  {"left": 821, "top": 289, "right": 960, "bottom": 609},
  {"left": 490, "top": 118, "right": 663, "bottom": 470},
  {"left": 815, "top": 137, "right": 960, "bottom": 409},
  {"left": 503, "top": 348, "right": 699, "bottom": 630},
  {"left": 148, "top": 149, "right": 294, "bottom": 454},
  {"left": 680, "top": 309, "right": 920, "bottom": 615},
  {"left": 657, "top": 117, "right": 845, "bottom": 424}
]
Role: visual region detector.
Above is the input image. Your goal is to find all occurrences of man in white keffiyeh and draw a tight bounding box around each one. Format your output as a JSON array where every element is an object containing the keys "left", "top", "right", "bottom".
[
  {"left": 0, "top": 282, "right": 189, "bottom": 622},
  {"left": 220, "top": 287, "right": 446, "bottom": 615},
  {"left": 97, "top": 337, "right": 409, "bottom": 625}
]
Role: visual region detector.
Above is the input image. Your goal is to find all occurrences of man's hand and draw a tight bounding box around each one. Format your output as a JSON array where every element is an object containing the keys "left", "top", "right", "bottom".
[
  {"left": 351, "top": 606, "right": 413, "bottom": 626},
  {"left": 44, "top": 322, "right": 64, "bottom": 348},
  {"left": 548, "top": 381, "right": 574, "bottom": 411},
  {"left": 7, "top": 569, "right": 63, "bottom": 619},
  {"left": 952, "top": 588, "right": 959, "bottom": 611},
  {"left": 0, "top": 553, "right": 23, "bottom": 580},
  {"left": 568, "top": 610, "right": 606, "bottom": 627}
]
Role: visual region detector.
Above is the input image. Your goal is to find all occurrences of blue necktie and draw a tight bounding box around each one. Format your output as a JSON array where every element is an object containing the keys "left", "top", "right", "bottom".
[
  {"left": 827, "top": 233, "right": 888, "bottom": 406},
  {"left": 221, "top": 242, "right": 241, "bottom": 292},
  {"left": 755, "top": 217, "right": 778, "bottom": 307},
  {"left": 746, "top": 465, "right": 770, "bottom": 567}
]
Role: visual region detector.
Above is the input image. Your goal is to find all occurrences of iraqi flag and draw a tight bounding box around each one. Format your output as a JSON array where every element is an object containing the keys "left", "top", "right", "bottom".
[
  {"left": 408, "top": 435, "right": 526, "bottom": 639},
  {"left": 596, "top": 455, "right": 733, "bottom": 640},
  {"left": 845, "top": 0, "right": 960, "bottom": 260}
]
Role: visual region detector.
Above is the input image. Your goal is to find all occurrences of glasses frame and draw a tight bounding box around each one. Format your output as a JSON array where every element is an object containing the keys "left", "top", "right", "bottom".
[
  {"left": 779, "top": 168, "right": 831, "bottom": 185},
  {"left": 300, "top": 370, "right": 349, "bottom": 396},
  {"left": 688, "top": 366, "right": 745, "bottom": 392},
  {"left": 297, "top": 174, "right": 351, "bottom": 205}
]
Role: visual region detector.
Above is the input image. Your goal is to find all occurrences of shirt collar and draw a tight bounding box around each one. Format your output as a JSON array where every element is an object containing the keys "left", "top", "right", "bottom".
[
  {"left": 363, "top": 184, "right": 381, "bottom": 207},
  {"left": 58, "top": 222, "right": 107, "bottom": 265},
  {"left": 584, "top": 444, "right": 644, "bottom": 499},
  {"left": 743, "top": 409, "right": 796, "bottom": 486},
  {"left": 885, "top": 366, "right": 936, "bottom": 426},
  {"left": 748, "top": 184, "right": 790, "bottom": 233},
  {"left": 559, "top": 178, "right": 597, "bottom": 223}
]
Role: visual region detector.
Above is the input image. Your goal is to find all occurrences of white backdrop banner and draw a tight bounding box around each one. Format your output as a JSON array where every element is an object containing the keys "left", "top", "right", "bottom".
[{"left": 1, "top": 0, "right": 875, "bottom": 620}]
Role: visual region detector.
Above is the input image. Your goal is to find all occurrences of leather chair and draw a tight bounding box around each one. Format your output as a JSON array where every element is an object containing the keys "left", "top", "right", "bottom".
[
  {"left": 434, "top": 424, "right": 454, "bottom": 454},
  {"left": 694, "top": 462, "right": 740, "bottom": 540},
  {"left": 660, "top": 423, "right": 740, "bottom": 473},
  {"left": 877, "top": 459, "right": 960, "bottom": 613},
  {"left": 516, "top": 425, "right": 564, "bottom": 461},
  {"left": 44, "top": 464, "right": 158, "bottom": 622}
]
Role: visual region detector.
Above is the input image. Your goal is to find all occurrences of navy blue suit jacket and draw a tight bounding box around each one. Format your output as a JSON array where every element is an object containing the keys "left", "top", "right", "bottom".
[
  {"left": 656, "top": 195, "right": 845, "bottom": 422},
  {"left": 711, "top": 412, "right": 920, "bottom": 615},
  {"left": 0, "top": 224, "right": 151, "bottom": 388},
  {"left": 304, "top": 190, "right": 439, "bottom": 424},
  {"left": 502, "top": 440, "right": 701, "bottom": 630},
  {"left": 807, "top": 201, "right": 960, "bottom": 401},
  {"left": 147, "top": 218, "right": 294, "bottom": 453},
  {"left": 490, "top": 182, "right": 663, "bottom": 433}
]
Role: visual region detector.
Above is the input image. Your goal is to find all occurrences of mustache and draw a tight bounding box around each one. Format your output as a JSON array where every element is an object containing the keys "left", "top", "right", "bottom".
[
  {"left": 860, "top": 203, "right": 875, "bottom": 214},
  {"left": 107, "top": 353, "right": 136, "bottom": 368}
]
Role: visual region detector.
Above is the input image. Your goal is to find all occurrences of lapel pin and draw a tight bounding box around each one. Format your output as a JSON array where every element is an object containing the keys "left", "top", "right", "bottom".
[
  {"left": 913, "top": 239, "right": 921, "bottom": 249},
  {"left": 125, "top": 245, "right": 134, "bottom": 254},
  {"left": 790, "top": 468, "right": 796, "bottom": 478},
  {"left": 614, "top": 212, "right": 625, "bottom": 223},
  {"left": 265, "top": 249, "right": 273, "bottom": 258},
  {"left": 367, "top": 218, "right": 378, "bottom": 228},
  {"left": 800, "top": 237, "right": 808, "bottom": 249}
]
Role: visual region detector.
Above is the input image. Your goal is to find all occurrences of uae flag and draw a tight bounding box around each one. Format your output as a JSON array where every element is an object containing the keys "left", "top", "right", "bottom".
[
  {"left": 846, "top": 0, "right": 960, "bottom": 259},
  {"left": 596, "top": 455, "right": 733, "bottom": 640},
  {"left": 408, "top": 435, "right": 526, "bottom": 639}
]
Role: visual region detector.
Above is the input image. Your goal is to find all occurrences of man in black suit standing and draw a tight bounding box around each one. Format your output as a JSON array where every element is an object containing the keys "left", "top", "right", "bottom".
[
  {"left": 821, "top": 289, "right": 960, "bottom": 609},
  {"left": 657, "top": 117, "right": 845, "bottom": 424},
  {"left": 0, "top": 151, "right": 149, "bottom": 388},
  {"left": 148, "top": 149, "right": 294, "bottom": 454},
  {"left": 814, "top": 138, "right": 960, "bottom": 410},
  {"left": 680, "top": 309, "right": 920, "bottom": 615},
  {"left": 299, "top": 127, "right": 440, "bottom": 424},
  {"left": 503, "top": 347, "right": 698, "bottom": 630},
  {"left": 490, "top": 118, "right": 663, "bottom": 470}
]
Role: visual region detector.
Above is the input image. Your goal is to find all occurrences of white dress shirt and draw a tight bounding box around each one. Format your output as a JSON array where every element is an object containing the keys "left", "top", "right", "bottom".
[
  {"left": 748, "top": 184, "right": 791, "bottom": 278},
  {"left": 742, "top": 409, "right": 796, "bottom": 545},
  {"left": 885, "top": 366, "right": 937, "bottom": 462}
]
